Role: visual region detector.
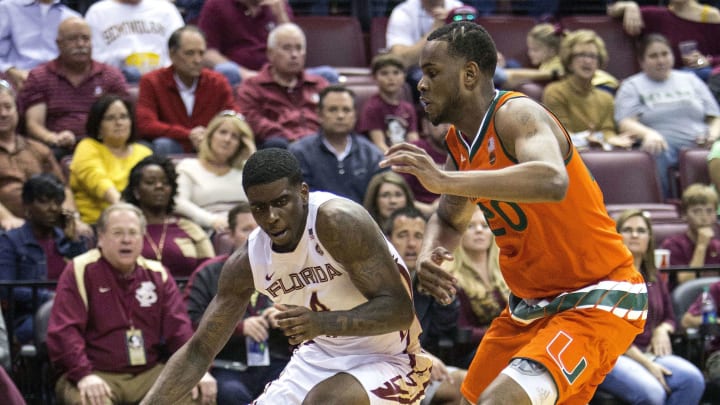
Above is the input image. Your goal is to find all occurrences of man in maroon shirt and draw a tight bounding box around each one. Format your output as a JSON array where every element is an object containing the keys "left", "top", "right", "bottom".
[
  {"left": 47, "top": 203, "right": 216, "bottom": 404},
  {"left": 17, "top": 16, "right": 128, "bottom": 160},
  {"left": 235, "top": 23, "right": 328, "bottom": 149},
  {"left": 199, "top": 0, "right": 292, "bottom": 86},
  {"left": 136, "top": 26, "right": 235, "bottom": 155}
]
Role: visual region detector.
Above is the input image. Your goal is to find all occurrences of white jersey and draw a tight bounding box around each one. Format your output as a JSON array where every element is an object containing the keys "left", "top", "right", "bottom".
[
  {"left": 85, "top": 0, "right": 184, "bottom": 72},
  {"left": 248, "top": 191, "right": 423, "bottom": 358}
]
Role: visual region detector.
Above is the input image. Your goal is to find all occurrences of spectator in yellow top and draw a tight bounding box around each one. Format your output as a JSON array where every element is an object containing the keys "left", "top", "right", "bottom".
[{"left": 69, "top": 94, "right": 152, "bottom": 224}]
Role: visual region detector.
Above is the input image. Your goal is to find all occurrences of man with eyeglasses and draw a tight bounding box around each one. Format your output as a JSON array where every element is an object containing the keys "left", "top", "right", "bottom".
[
  {"left": 17, "top": 16, "right": 128, "bottom": 160},
  {"left": 136, "top": 26, "right": 236, "bottom": 155},
  {"left": 47, "top": 203, "right": 217, "bottom": 405}
]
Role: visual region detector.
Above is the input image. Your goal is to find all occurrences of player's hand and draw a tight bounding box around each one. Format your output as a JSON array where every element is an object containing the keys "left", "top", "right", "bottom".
[
  {"left": 380, "top": 143, "right": 446, "bottom": 194},
  {"left": 243, "top": 315, "right": 270, "bottom": 342},
  {"left": 191, "top": 372, "right": 217, "bottom": 405},
  {"left": 263, "top": 306, "right": 281, "bottom": 328},
  {"left": 274, "top": 304, "right": 319, "bottom": 345},
  {"left": 77, "top": 373, "right": 113, "bottom": 405},
  {"left": 427, "top": 353, "right": 451, "bottom": 383},
  {"left": 416, "top": 247, "right": 457, "bottom": 306}
]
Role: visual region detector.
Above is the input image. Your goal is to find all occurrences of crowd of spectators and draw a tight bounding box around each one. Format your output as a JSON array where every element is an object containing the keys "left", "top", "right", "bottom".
[{"left": 3, "top": 0, "right": 720, "bottom": 403}]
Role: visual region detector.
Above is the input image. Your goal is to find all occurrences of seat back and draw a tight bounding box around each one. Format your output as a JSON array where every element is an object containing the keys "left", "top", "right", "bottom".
[
  {"left": 580, "top": 150, "right": 663, "bottom": 204},
  {"left": 678, "top": 148, "right": 711, "bottom": 192},
  {"left": 559, "top": 15, "right": 638, "bottom": 80},
  {"left": 211, "top": 231, "right": 234, "bottom": 256},
  {"left": 34, "top": 299, "right": 53, "bottom": 355},
  {"left": 671, "top": 276, "right": 720, "bottom": 319},
  {"left": 476, "top": 16, "right": 537, "bottom": 67},
  {"left": 295, "top": 16, "right": 368, "bottom": 67},
  {"left": 369, "top": 16, "right": 389, "bottom": 57},
  {"left": 651, "top": 219, "right": 688, "bottom": 247}
]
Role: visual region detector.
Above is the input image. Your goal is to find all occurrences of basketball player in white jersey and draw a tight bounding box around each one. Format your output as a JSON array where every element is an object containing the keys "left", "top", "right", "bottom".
[{"left": 142, "top": 148, "right": 432, "bottom": 405}]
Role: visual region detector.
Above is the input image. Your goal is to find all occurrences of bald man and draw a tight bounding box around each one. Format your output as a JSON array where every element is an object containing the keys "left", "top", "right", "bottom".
[{"left": 17, "top": 16, "right": 128, "bottom": 160}]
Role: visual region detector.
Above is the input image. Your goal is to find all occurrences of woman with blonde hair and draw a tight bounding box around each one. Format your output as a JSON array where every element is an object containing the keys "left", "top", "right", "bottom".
[
  {"left": 174, "top": 110, "right": 256, "bottom": 232},
  {"left": 443, "top": 207, "right": 508, "bottom": 368},
  {"left": 542, "top": 29, "right": 630, "bottom": 150}
]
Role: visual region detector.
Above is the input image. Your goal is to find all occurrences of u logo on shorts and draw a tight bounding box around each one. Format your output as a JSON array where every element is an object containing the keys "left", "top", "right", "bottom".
[{"left": 546, "top": 331, "right": 587, "bottom": 384}]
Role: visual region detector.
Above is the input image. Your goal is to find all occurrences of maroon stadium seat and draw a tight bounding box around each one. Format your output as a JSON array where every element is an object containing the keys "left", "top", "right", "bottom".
[{"left": 295, "top": 16, "right": 368, "bottom": 68}]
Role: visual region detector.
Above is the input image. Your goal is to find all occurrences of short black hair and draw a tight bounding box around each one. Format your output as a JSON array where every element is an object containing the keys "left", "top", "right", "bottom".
[
  {"left": 168, "top": 25, "right": 205, "bottom": 52},
  {"left": 228, "top": 201, "right": 251, "bottom": 231},
  {"left": 242, "top": 148, "right": 303, "bottom": 191},
  {"left": 22, "top": 173, "right": 65, "bottom": 204},
  {"left": 318, "top": 84, "right": 356, "bottom": 110},
  {"left": 122, "top": 154, "right": 178, "bottom": 213},
  {"left": 427, "top": 21, "right": 497, "bottom": 77},
  {"left": 85, "top": 94, "right": 138, "bottom": 143},
  {"left": 383, "top": 206, "right": 425, "bottom": 236}
]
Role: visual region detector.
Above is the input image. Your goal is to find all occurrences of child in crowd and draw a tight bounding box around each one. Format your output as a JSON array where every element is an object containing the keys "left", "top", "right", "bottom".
[
  {"left": 498, "top": 22, "right": 617, "bottom": 92},
  {"left": 357, "top": 54, "right": 418, "bottom": 153},
  {"left": 660, "top": 183, "right": 720, "bottom": 290}
]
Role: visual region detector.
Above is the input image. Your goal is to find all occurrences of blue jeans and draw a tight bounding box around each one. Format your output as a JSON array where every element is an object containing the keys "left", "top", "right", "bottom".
[
  {"left": 151, "top": 137, "right": 185, "bottom": 156},
  {"left": 211, "top": 360, "right": 288, "bottom": 405},
  {"left": 598, "top": 354, "right": 705, "bottom": 405}
]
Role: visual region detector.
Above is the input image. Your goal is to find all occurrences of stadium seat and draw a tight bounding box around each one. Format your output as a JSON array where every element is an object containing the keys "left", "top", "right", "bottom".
[
  {"left": 211, "top": 231, "right": 234, "bottom": 256},
  {"left": 678, "top": 147, "right": 711, "bottom": 192},
  {"left": 605, "top": 203, "right": 679, "bottom": 222},
  {"left": 475, "top": 16, "right": 537, "bottom": 68},
  {"left": 651, "top": 219, "right": 688, "bottom": 248},
  {"left": 559, "top": 15, "right": 638, "bottom": 80},
  {"left": 580, "top": 150, "right": 665, "bottom": 204},
  {"left": 672, "top": 276, "right": 720, "bottom": 319},
  {"left": 369, "top": 16, "right": 389, "bottom": 58},
  {"left": 295, "top": 16, "right": 368, "bottom": 68},
  {"left": 670, "top": 276, "right": 720, "bottom": 367}
]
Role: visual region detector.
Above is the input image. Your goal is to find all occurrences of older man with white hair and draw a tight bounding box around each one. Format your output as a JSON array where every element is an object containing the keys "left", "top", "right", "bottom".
[{"left": 235, "top": 23, "right": 328, "bottom": 149}]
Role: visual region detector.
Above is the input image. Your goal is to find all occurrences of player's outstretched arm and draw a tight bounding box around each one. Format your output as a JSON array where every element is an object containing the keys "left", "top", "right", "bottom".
[
  {"left": 141, "top": 251, "right": 255, "bottom": 404},
  {"left": 275, "top": 199, "right": 415, "bottom": 343},
  {"left": 382, "top": 99, "right": 569, "bottom": 204}
]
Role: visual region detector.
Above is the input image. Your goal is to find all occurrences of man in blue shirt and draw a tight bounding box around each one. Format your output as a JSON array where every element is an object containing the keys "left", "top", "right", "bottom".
[
  {"left": 289, "top": 85, "right": 386, "bottom": 204},
  {"left": 0, "top": 0, "right": 80, "bottom": 90}
]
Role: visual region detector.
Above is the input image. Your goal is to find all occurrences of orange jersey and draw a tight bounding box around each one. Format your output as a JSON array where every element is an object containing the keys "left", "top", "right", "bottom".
[{"left": 445, "top": 90, "right": 636, "bottom": 299}]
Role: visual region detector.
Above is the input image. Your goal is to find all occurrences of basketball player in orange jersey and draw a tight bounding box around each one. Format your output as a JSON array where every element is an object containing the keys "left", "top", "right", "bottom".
[{"left": 381, "top": 21, "right": 648, "bottom": 405}]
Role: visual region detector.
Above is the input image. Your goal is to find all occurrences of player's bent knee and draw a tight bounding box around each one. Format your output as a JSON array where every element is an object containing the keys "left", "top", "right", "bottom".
[
  {"left": 483, "top": 359, "right": 556, "bottom": 405},
  {"left": 302, "top": 372, "right": 370, "bottom": 405}
]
